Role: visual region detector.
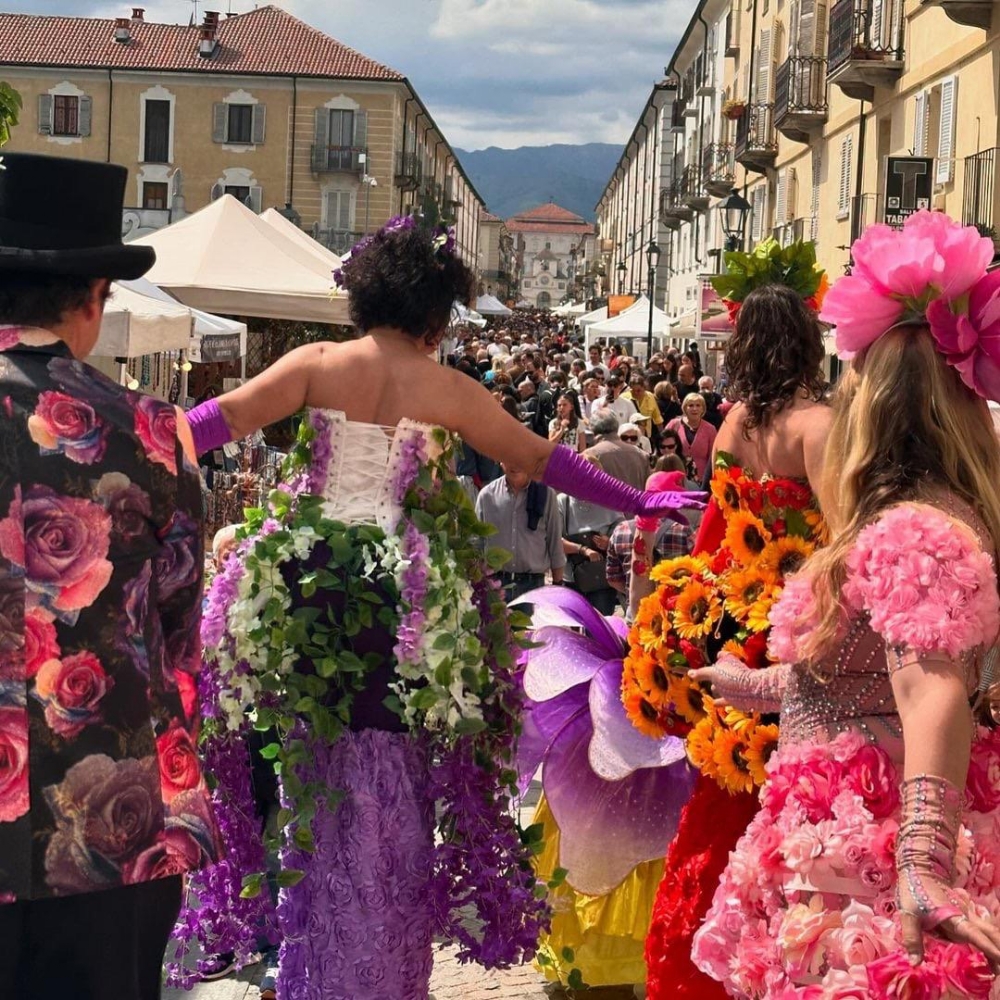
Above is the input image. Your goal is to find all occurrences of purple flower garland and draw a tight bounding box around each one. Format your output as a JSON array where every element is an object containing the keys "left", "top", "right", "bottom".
[
  {"left": 394, "top": 520, "right": 431, "bottom": 668},
  {"left": 304, "top": 409, "right": 333, "bottom": 496}
]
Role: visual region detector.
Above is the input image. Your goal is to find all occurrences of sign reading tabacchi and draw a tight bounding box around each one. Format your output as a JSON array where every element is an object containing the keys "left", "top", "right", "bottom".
[{"left": 882, "top": 156, "right": 934, "bottom": 227}]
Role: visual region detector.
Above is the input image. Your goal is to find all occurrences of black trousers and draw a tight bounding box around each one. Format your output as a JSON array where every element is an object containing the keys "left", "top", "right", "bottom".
[{"left": 0, "top": 875, "right": 182, "bottom": 1000}]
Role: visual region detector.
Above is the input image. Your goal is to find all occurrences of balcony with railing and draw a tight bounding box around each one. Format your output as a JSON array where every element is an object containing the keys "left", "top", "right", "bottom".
[
  {"left": 310, "top": 145, "right": 367, "bottom": 174},
  {"left": 963, "top": 148, "right": 999, "bottom": 244},
  {"left": 680, "top": 164, "right": 709, "bottom": 212},
  {"left": 702, "top": 142, "right": 736, "bottom": 197},
  {"left": 735, "top": 103, "right": 777, "bottom": 173},
  {"left": 669, "top": 101, "right": 687, "bottom": 133},
  {"left": 659, "top": 181, "right": 692, "bottom": 227},
  {"left": 774, "top": 56, "right": 828, "bottom": 142},
  {"left": 920, "top": 0, "right": 992, "bottom": 28},
  {"left": 827, "top": 0, "right": 904, "bottom": 102},
  {"left": 394, "top": 151, "right": 422, "bottom": 190},
  {"left": 313, "top": 227, "right": 365, "bottom": 254}
]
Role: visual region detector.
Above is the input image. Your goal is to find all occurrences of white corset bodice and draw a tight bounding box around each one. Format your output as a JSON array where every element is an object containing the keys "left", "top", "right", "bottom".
[{"left": 308, "top": 409, "right": 442, "bottom": 530}]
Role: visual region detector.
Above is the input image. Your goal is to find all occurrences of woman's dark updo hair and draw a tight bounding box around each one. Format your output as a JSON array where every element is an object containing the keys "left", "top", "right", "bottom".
[
  {"left": 339, "top": 223, "right": 476, "bottom": 339},
  {"left": 725, "top": 283, "right": 826, "bottom": 434}
]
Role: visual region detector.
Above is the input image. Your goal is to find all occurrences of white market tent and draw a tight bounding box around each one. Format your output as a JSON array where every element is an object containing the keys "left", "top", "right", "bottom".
[
  {"left": 585, "top": 296, "right": 674, "bottom": 359},
  {"left": 576, "top": 305, "right": 608, "bottom": 329},
  {"left": 451, "top": 301, "right": 487, "bottom": 328},
  {"left": 476, "top": 294, "right": 513, "bottom": 317},
  {"left": 135, "top": 195, "right": 351, "bottom": 324},
  {"left": 259, "top": 208, "right": 343, "bottom": 272},
  {"left": 95, "top": 281, "right": 193, "bottom": 358},
  {"left": 554, "top": 301, "right": 588, "bottom": 317}
]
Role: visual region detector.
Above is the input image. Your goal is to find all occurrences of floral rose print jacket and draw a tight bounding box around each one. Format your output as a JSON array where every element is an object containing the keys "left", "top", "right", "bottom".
[{"left": 0, "top": 327, "right": 221, "bottom": 901}]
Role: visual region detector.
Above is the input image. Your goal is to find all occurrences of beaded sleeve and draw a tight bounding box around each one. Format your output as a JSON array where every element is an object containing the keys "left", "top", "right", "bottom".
[
  {"left": 704, "top": 652, "right": 789, "bottom": 714},
  {"left": 843, "top": 504, "right": 999, "bottom": 662}
]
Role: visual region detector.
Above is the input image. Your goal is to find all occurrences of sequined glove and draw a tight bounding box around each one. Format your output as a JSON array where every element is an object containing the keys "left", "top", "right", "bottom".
[
  {"left": 896, "top": 774, "right": 965, "bottom": 932},
  {"left": 186, "top": 399, "right": 234, "bottom": 456},
  {"left": 688, "top": 652, "right": 788, "bottom": 713}
]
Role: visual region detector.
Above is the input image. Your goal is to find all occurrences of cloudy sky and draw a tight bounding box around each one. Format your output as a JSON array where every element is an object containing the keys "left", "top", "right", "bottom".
[{"left": 23, "top": 0, "right": 688, "bottom": 149}]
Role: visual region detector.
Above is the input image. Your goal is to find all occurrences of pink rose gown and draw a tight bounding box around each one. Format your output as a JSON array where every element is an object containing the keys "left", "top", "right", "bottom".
[{"left": 693, "top": 500, "right": 1000, "bottom": 998}]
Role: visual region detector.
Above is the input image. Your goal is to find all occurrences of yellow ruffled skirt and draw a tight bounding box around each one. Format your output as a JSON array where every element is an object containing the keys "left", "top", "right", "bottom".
[{"left": 532, "top": 795, "right": 663, "bottom": 988}]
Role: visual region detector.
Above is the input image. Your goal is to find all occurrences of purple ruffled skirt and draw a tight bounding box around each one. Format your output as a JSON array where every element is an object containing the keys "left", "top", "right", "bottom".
[{"left": 275, "top": 729, "right": 435, "bottom": 1000}]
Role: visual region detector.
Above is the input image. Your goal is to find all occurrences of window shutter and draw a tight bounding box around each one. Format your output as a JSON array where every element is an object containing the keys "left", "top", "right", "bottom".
[
  {"left": 756, "top": 28, "right": 772, "bottom": 101},
  {"left": 251, "top": 104, "right": 266, "bottom": 145},
  {"left": 776, "top": 169, "right": 788, "bottom": 227},
  {"left": 314, "top": 107, "right": 329, "bottom": 148},
  {"left": 871, "top": 0, "right": 884, "bottom": 48},
  {"left": 353, "top": 110, "right": 368, "bottom": 150},
  {"left": 791, "top": 0, "right": 804, "bottom": 54},
  {"left": 913, "top": 90, "right": 928, "bottom": 156},
  {"left": 247, "top": 186, "right": 262, "bottom": 213},
  {"left": 77, "top": 96, "right": 92, "bottom": 137},
  {"left": 751, "top": 186, "right": 764, "bottom": 243},
  {"left": 814, "top": 2, "right": 828, "bottom": 56},
  {"left": 838, "top": 134, "right": 853, "bottom": 218},
  {"left": 210, "top": 182, "right": 223, "bottom": 201},
  {"left": 338, "top": 191, "right": 352, "bottom": 231},
  {"left": 936, "top": 76, "right": 957, "bottom": 184},
  {"left": 740, "top": 60, "right": 750, "bottom": 100},
  {"left": 38, "top": 94, "right": 53, "bottom": 135},
  {"left": 811, "top": 148, "right": 821, "bottom": 243},
  {"left": 212, "top": 103, "right": 227, "bottom": 143},
  {"left": 170, "top": 169, "right": 183, "bottom": 199}
]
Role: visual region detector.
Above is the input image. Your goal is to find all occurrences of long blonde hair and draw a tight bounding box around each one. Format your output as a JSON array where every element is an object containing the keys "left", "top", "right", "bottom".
[{"left": 803, "top": 325, "right": 1000, "bottom": 662}]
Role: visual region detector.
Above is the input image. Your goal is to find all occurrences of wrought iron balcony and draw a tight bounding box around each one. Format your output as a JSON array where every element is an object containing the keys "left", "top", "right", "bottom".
[
  {"left": 920, "top": 0, "right": 992, "bottom": 28},
  {"left": 659, "top": 182, "right": 692, "bottom": 227},
  {"left": 734, "top": 103, "right": 777, "bottom": 173},
  {"left": 314, "top": 228, "right": 365, "bottom": 254},
  {"left": 310, "top": 145, "right": 367, "bottom": 174},
  {"left": 669, "top": 101, "right": 687, "bottom": 133},
  {"left": 827, "top": 0, "right": 904, "bottom": 102},
  {"left": 681, "top": 165, "right": 709, "bottom": 212},
  {"left": 963, "top": 148, "right": 999, "bottom": 244},
  {"left": 702, "top": 142, "right": 736, "bottom": 197},
  {"left": 395, "top": 151, "right": 422, "bottom": 190},
  {"left": 774, "top": 56, "right": 828, "bottom": 142}
]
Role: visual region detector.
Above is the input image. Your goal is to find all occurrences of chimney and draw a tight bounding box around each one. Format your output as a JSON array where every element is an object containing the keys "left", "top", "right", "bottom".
[
  {"left": 114, "top": 16, "right": 131, "bottom": 42},
  {"left": 198, "top": 26, "right": 218, "bottom": 58},
  {"left": 131, "top": 7, "right": 144, "bottom": 19},
  {"left": 203, "top": 10, "right": 220, "bottom": 28}
]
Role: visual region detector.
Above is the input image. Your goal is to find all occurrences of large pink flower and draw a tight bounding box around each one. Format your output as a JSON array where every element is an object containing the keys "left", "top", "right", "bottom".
[
  {"left": 28, "top": 391, "right": 108, "bottom": 465},
  {"left": 34, "top": 651, "right": 114, "bottom": 738},
  {"left": 867, "top": 948, "right": 948, "bottom": 999},
  {"left": 134, "top": 397, "right": 178, "bottom": 475},
  {"left": 927, "top": 268, "right": 1000, "bottom": 401},
  {"left": 0, "top": 706, "right": 29, "bottom": 822},
  {"left": 818, "top": 273, "right": 904, "bottom": 358},
  {"left": 904, "top": 210, "right": 995, "bottom": 301},
  {"left": 22, "top": 607, "right": 60, "bottom": 679}
]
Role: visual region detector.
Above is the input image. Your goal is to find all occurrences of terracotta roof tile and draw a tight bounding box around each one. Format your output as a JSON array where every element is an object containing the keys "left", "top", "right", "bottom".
[
  {"left": 506, "top": 202, "right": 595, "bottom": 235},
  {"left": 0, "top": 6, "right": 404, "bottom": 80}
]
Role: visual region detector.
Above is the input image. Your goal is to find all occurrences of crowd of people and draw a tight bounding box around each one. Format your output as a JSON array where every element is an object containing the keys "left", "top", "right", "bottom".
[{"left": 6, "top": 150, "right": 1000, "bottom": 1000}]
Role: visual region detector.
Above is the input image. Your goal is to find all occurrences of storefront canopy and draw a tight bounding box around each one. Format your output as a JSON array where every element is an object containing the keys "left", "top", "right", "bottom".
[
  {"left": 475, "top": 294, "right": 513, "bottom": 317},
  {"left": 135, "top": 195, "right": 350, "bottom": 324},
  {"left": 94, "top": 281, "right": 194, "bottom": 359}
]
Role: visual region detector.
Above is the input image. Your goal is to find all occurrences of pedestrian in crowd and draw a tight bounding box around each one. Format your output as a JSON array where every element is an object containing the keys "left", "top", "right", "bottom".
[
  {"left": 599, "top": 373, "right": 638, "bottom": 426},
  {"left": 652, "top": 453, "right": 703, "bottom": 530},
  {"left": 666, "top": 392, "right": 717, "bottom": 481},
  {"left": 584, "top": 412, "right": 650, "bottom": 490},
  {"left": 588, "top": 343, "right": 610, "bottom": 378},
  {"left": 698, "top": 375, "right": 724, "bottom": 429},
  {"left": 475, "top": 463, "right": 566, "bottom": 601},
  {"left": 527, "top": 359, "right": 556, "bottom": 435},
  {"left": 608, "top": 343, "right": 626, "bottom": 369},
  {"left": 628, "top": 411, "right": 655, "bottom": 456},
  {"left": 0, "top": 153, "right": 220, "bottom": 1000},
  {"left": 624, "top": 372, "right": 664, "bottom": 435},
  {"left": 580, "top": 377, "right": 602, "bottom": 424},
  {"left": 494, "top": 385, "right": 522, "bottom": 420},
  {"left": 681, "top": 348, "right": 703, "bottom": 379},
  {"left": 569, "top": 358, "right": 586, "bottom": 390},
  {"left": 675, "top": 363, "right": 700, "bottom": 402},
  {"left": 606, "top": 472, "right": 694, "bottom": 610},
  {"left": 549, "top": 389, "right": 587, "bottom": 453},
  {"left": 654, "top": 379, "right": 683, "bottom": 423}
]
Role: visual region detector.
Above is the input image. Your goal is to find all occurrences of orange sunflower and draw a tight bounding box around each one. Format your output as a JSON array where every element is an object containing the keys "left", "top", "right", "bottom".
[
  {"left": 667, "top": 676, "right": 708, "bottom": 726},
  {"left": 746, "top": 723, "right": 780, "bottom": 785},
  {"left": 650, "top": 555, "right": 711, "bottom": 588},
  {"left": 632, "top": 597, "right": 670, "bottom": 655},
  {"left": 721, "top": 565, "right": 778, "bottom": 625},
  {"left": 623, "top": 688, "right": 671, "bottom": 739},
  {"left": 724, "top": 510, "right": 772, "bottom": 566},
  {"left": 710, "top": 466, "right": 744, "bottom": 514},
  {"left": 685, "top": 714, "right": 719, "bottom": 779},
  {"left": 632, "top": 652, "right": 673, "bottom": 707},
  {"left": 712, "top": 727, "right": 755, "bottom": 795},
  {"left": 759, "top": 535, "right": 814, "bottom": 578},
  {"left": 673, "top": 580, "right": 723, "bottom": 640}
]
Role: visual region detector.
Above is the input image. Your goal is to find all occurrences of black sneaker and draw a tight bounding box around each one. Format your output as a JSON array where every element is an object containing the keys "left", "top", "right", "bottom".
[{"left": 200, "top": 952, "right": 237, "bottom": 981}]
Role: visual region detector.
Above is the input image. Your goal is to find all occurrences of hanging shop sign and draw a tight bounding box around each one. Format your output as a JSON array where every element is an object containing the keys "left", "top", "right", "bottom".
[{"left": 883, "top": 156, "right": 934, "bottom": 227}]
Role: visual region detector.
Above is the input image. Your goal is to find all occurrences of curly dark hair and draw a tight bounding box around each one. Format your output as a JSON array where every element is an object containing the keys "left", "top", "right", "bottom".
[
  {"left": 0, "top": 273, "right": 101, "bottom": 328},
  {"left": 724, "top": 284, "right": 826, "bottom": 434},
  {"left": 339, "top": 224, "right": 476, "bottom": 338}
]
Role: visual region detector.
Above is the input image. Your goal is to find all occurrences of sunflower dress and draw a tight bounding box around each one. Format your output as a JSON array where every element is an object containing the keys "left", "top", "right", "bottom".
[
  {"left": 638, "top": 461, "right": 826, "bottom": 1000},
  {"left": 693, "top": 500, "right": 1000, "bottom": 998}
]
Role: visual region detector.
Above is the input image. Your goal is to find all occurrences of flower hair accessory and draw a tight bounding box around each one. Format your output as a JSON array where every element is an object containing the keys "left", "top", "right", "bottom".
[
  {"left": 819, "top": 210, "right": 1000, "bottom": 400},
  {"left": 333, "top": 215, "right": 457, "bottom": 289}
]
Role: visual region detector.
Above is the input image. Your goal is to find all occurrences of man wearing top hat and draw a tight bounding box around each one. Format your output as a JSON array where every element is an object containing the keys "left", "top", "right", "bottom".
[{"left": 0, "top": 153, "right": 220, "bottom": 999}]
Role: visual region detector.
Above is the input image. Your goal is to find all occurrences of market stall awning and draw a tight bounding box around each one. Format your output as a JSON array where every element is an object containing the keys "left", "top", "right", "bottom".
[
  {"left": 94, "top": 281, "right": 194, "bottom": 358},
  {"left": 588, "top": 296, "right": 674, "bottom": 337},
  {"left": 476, "top": 294, "right": 513, "bottom": 317},
  {"left": 451, "top": 301, "right": 487, "bottom": 328},
  {"left": 577, "top": 305, "right": 608, "bottom": 327},
  {"left": 259, "top": 208, "right": 343, "bottom": 272},
  {"left": 135, "top": 195, "right": 350, "bottom": 324}
]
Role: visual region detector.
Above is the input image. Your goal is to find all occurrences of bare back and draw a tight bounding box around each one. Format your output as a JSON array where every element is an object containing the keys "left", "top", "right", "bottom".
[{"left": 713, "top": 394, "right": 832, "bottom": 491}]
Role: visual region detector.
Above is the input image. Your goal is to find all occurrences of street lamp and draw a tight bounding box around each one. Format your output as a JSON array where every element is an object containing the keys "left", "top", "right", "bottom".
[
  {"left": 718, "top": 188, "right": 752, "bottom": 253},
  {"left": 616, "top": 260, "right": 627, "bottom": 294},
  {"left": 645, "top": 240, "right": 661, "bottom": 361}
]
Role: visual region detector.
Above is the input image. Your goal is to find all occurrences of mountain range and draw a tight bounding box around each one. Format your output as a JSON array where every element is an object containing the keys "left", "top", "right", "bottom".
[{"left": 454, "top": 143, "right": 622, "bottom": 222}]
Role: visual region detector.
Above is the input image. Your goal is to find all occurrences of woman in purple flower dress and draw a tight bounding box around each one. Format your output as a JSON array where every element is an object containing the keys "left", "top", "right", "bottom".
[{"left": 183, "top": 218, "right": 704, "bottom": 999}]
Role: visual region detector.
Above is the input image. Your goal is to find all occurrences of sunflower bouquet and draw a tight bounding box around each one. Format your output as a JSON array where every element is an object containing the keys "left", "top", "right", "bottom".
[{"left": 622, "top": 452, "right": 826, "bottom": 794}]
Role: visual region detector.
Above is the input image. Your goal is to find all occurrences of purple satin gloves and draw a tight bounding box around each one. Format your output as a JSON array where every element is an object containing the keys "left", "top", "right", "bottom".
[
  {"left": 542, "top": 444, "right": 706, "bottom": 520},
  {"left": 186, "top": 399, "right": 233, "bottom": 456}
]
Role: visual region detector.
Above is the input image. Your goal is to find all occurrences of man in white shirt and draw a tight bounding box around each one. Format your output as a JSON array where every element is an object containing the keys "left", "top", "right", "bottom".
[{"left": 596, "top": 374, "right": 637, "bottom": 427}]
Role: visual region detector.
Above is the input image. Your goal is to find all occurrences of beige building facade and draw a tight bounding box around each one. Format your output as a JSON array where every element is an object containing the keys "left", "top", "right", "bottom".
[
  {"left": 478, "top": 211, "right": 517, "bottom": 303},
  {"left": 0, "top": 6, "right": 484, "bottom": 266}
]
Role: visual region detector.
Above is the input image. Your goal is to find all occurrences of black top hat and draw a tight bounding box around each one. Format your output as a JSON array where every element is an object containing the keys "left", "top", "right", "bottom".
[{"left": 0, "top": 153, "right": 154, "bottom": 280}]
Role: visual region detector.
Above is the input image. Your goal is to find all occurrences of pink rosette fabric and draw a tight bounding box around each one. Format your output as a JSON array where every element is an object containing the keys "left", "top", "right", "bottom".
[
  {"left": 692, "top": 731, "right": 1000, "bottom": 999},
  {"left": 843, "top": 504, "right": 999, "bottom": 660},
  {"left": 768, "top": 573, "right": 821, "bottom": 666}
]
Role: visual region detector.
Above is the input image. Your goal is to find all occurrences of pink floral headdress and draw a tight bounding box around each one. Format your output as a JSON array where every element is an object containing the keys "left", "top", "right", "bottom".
[{"left": 819, "top": 210, "right": 1000, "bottom": 400}]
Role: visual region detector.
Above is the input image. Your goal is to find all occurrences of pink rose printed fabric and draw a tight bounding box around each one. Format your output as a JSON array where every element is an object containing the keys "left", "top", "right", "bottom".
[{"left": 0, "top": 327, "right": 221, "bottom": 901}]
